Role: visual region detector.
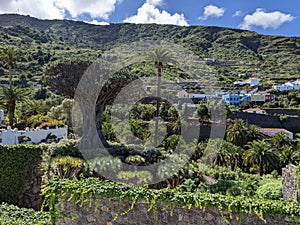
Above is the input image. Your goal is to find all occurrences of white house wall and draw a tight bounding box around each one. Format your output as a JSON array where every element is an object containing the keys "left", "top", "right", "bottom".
[{"left": 0, "top": 127, "right": 68, "bottom": 144}]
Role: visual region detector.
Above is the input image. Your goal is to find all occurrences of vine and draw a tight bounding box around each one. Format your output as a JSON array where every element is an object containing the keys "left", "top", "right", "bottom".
[{"left": 42, "top": 178, "right": 300, "bottom": 223}]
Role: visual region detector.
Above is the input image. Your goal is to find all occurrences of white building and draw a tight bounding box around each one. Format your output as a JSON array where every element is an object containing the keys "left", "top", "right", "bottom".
[
  {"left": 0, "top": 126, "right": 68, "bottom": 144},
  {"left": 243, "top": 108, "right": 267, "bottom": 114},
  {"left": 259, "top": 128, "right": 293, "bottom": 140},
  {"left": 245, "top": 78, "right": 260, "bottom": 86},
  {"left": 177, "top": 90, "right": 216, "bottom": 99},
  {"left": 273, "top": 79, "right": 300, "bottom": 91}
]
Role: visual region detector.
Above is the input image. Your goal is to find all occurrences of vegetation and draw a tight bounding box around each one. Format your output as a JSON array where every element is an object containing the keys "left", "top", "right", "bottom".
[
  {"left": 0, "top": 13, "right": 299, "bottom": 225},
  {"left": 42, "top": 178, "right": 300, "bottom": 223},
  {"left": 0, "top": 203, "right": 50, "bottom": 225},
  {"left": 0, "top": 145, "right": 42, "bottom": 205}
]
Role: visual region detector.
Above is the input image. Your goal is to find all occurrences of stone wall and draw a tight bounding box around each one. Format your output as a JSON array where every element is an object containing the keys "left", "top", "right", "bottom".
[
  {"left": 19, "top": 160, "right": 44, "bottom": 210},
  {"left": 229, "top": 112, "right": 300, "bottom": 133},
  {"left": 57, "top": 197, "right": 296, "bottom": 225},
  {"left": 282, "top": 164, "right": 298, "bottom": 202}
]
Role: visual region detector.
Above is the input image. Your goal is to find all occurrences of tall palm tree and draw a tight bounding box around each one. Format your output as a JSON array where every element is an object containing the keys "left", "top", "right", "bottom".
[
  {"left": 243, "top": 140, "right": 278, "bottom": 176},
  {"left": 226, "top": 119, "right": 249, "bottom": 147},
  {"left": 0, "top": 86, "right": 29, "bottom": 126},
  {"left": 146, "top": 48, "right": 178, "bottom": 146},
  {"left": 2, "top": 47, "right": 17, "bottom": 87}
]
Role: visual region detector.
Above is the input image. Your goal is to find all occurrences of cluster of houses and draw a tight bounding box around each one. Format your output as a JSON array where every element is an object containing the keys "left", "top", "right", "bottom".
[
  {"left": 272, "top": 79, "right": 300, "bottom": 91},
  {"left": 177, "top": 90, "right": 275, "bottom": 106}
]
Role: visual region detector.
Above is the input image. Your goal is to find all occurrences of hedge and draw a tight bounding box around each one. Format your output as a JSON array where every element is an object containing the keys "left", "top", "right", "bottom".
[{"left": 0, "top": 145, "right": 42, "bottom": 205}]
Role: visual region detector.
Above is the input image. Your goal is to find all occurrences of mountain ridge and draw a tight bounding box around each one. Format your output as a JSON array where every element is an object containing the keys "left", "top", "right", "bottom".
[{"left": 0, "top": 13, "right": 299, "bottom": 86}]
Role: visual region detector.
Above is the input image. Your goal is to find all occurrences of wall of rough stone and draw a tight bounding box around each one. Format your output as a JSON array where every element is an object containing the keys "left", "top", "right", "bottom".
[
  {"left": 19, "top": 161, "right": 44, "bottom": 210},
  {"left": 282, "top": 164, "right": 298, "bottom": 202},
  {"left": 57, "top": 197, "right": 297, "bottom": 225}
]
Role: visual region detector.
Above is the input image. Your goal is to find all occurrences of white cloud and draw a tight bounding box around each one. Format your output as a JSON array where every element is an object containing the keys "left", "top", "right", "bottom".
[
  {"left": 0, "top": 0, "right": 64, "bottom": 19},
  {"left": 124, "top": 1, "right": 188, "bottom": 26},
  {"left": 233, "top": 10, "right": 242, "bottom": 17},
  {"left": 0, "top": 0, "right": 119, "bottom": 20},
  {"left": 54, "top": 0, "right": 119, "bottom": 20},
  {"left": 84, "top": 20, "right": 110, "bottom": 26},
  {"left": 199, "top": 5, "right": 225, "bottom": 20},
  {"left": 239, "top": 8, "right": 295, "bottom": 30},
  {"left": 146, "top": 0, "right": 163, "bottom": 6}
]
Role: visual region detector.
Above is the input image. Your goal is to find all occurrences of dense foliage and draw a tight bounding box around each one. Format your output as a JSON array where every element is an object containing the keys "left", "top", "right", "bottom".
[
  {"left": 0, "top": 145, "right": 42, "bottom": 205},
  {"left": 42, "top": 178, "right": 300, "bottom": 223},
  {"left": 0, "top": 203, "right": 50, "bottom": 225}
]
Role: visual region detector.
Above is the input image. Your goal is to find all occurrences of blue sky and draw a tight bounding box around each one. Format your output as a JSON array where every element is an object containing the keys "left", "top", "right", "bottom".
[{"left": 0, "top": 0, "right": 299, "bottom": 37}]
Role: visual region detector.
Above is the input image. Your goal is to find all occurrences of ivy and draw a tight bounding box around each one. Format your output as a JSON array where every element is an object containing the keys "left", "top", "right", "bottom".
[
  {"left": 42, "top": 178, "right": 300, "bottom": 223},
  {"left": 0, "top": 144, "right": 42, "bottom": 205},
  {"left": 0, "top": 203, "right": 50, "bottom": 225}
]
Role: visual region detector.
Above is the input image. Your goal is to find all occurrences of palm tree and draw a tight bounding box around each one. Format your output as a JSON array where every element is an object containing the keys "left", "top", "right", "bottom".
[
  {"left": 2, "top": 47, "right": 17, "bottom": 87},
  {"left": 226, "top": 119, "right": 249, "bottom": 147},
  {"left": 0, "top": 86, "right": 29, "bottom": 126},
  {"left": 243, "top": 140, "right": 278, "bottom": 176},
  {"left": 270, "top": 132, "right": 292, "bottom": 149},
  {"left": 247, "top": 125, "right": 265, "bottom": 142},
  {"left": 146, "top": 48, "right": 178, "bottom": 146},
  {"left": 202, "top": 139, "right": 241, "bottom": 170},
  {"left": 276, "top": 145, "right": 300, "bottom": 166}
]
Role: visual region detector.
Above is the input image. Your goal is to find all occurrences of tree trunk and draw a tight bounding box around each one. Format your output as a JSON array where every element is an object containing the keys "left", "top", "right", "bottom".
[
  {"left": 154, "top": 63, "right": 162, "bottom": 147},
  {"left": 8, "top": 99, "right": 15, "bottom": 127},
  {"left": 9, "top": 65, "right": 12, "bottom": 88},
  {"left": 259, "top": 156, "right": 263, "bottom": 176}
]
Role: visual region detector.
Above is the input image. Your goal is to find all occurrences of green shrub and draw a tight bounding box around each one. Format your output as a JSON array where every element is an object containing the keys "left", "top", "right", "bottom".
[
  {"left": 0, "top": 145, "right": 42, "bottom": 205},
  {"left": 0, "top": 203, "right": 50, "bottom": 225},
  {"left": 256, "top": 180, "right": 282, "bottom": 200},
  {"left": 209, "top": 180, "right": 254, "bottom": 196},
  {"left": 27, "top": 114, "right": 64, "bottom": 129}
]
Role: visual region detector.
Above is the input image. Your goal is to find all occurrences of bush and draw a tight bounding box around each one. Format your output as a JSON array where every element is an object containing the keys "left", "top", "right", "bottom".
[
  {"left": 208, "top": 180, "right": 254, "bottom": 197},
  {"left": 256, "top": 180, "right": 282, "bottom": 200},
  {"left": 0, "top": 203, "right": 50, "bottom": 225},
  {"left": 0, "top": 145, "right": 42, "bottom": 206},
  {"left": 27, "top": 114, "right": 64, "bottom": 129}
]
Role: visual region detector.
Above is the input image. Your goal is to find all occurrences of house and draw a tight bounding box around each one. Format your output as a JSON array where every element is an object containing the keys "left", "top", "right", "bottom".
[
  {"left": 251, "top": 93, "right": 265, "bottom": 102},
  {"left": 243, "top": 108, "right": 267, "bottom": 114},
  {"left": 273, "top": 79, "right": 300, "bottom": 91},
  {"left": 245, "top": 78, "right": 260, "bottom": 87},
  {"left": 234, "top": 81, "right": 246, "bottom": 86},
  {"left": 259, "top": 128, "right": 293, "bottom": 140},
  {"left": 177, "top": 90, "right": 192, "bottom": 98},
  {"left": 0, "top": 126, "right": 68, "bottom": 144},
  {"left": 222, "top": 93, "right": 251, "bottom": 106},
  {"left": 265, "top": 93, "right": 275, "bottom": 102},
  {"left": 177, "top": 90, "right": 216, "bottom": 100},
  {"left": 234, "top": 78, "right": 260, "bottom": 87},
  {"left": 204, "top": 58, "right": 215, "bottom": 63}
]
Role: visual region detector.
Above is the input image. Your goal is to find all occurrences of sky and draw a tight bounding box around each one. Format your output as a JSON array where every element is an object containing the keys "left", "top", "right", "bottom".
[{"left": 0, "top": 0, "right": 299, "bottom": 37}]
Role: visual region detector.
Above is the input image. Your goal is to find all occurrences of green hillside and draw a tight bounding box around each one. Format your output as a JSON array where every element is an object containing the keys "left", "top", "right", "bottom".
[{"left": 0, "top": 13, "right": 299, "bottom": 87}]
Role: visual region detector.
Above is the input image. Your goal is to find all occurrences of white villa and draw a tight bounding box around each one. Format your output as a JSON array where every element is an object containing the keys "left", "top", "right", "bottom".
[
  {"left": 234, "top": 78, "right": 260, "bottom": 87},
  {"left": 273, "top": 79, "right": 300, "bottom": 91},
  {"left": 0, "top": 126, "right": 68, "bottom": 144},
  {"left": 0, "top": 109, "right": 68, "bottom": 144}
]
